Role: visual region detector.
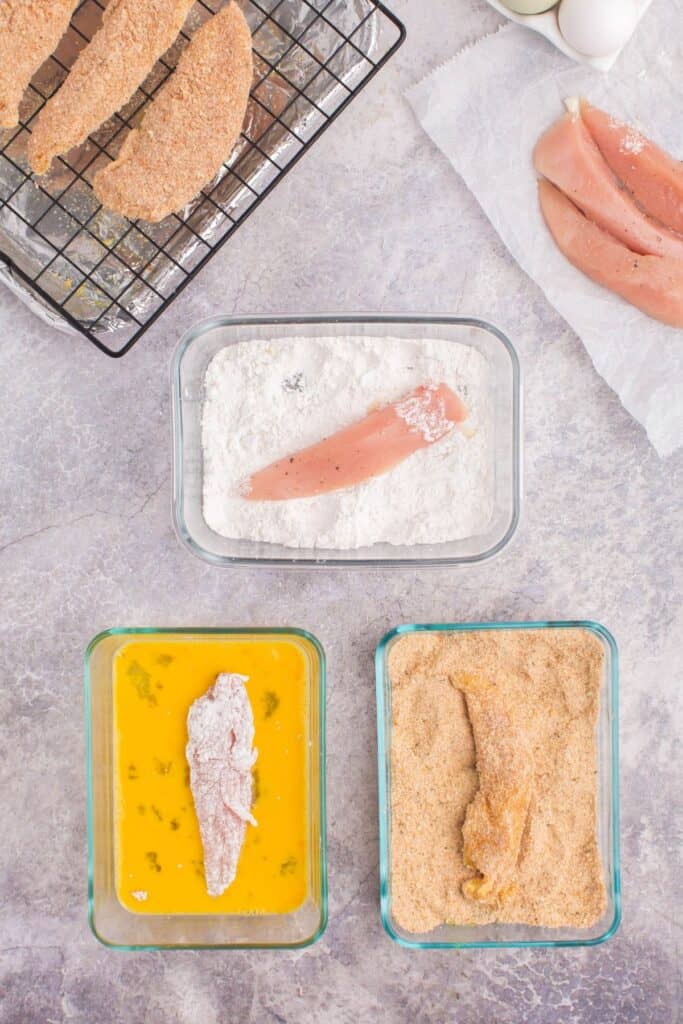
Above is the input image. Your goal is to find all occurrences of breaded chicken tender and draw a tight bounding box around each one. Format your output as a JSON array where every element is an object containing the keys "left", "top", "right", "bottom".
[
  {"left": 0, "top": 0, "right": 79, "bottom": 129},
  {"left": 28, "top": 0, "right": 195, "bottom": 174},
  {"left": 93, "top": 1, "right": 253, "bottom": 223}
]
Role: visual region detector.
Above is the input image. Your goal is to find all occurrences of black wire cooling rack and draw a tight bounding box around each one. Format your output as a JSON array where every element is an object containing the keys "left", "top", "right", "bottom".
[{"left": 0, "top": 0, "right": 404, "bottom": 356}]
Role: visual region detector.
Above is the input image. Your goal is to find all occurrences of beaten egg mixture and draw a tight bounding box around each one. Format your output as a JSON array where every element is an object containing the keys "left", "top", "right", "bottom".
[{"left": 113, "top": 635, "right": 309, "bottom": 915}]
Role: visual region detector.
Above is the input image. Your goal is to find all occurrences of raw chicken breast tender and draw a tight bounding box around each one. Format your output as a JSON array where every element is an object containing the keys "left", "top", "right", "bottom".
[
  {"left": 246, "top": 383, "right": 468, "bottom": 501},
  {"left": 534, "top": 107, "right": 683, "bottom": 262},
  {"left": 580, "top": 99, "right": 683, "bottom": 236},
  {"left": 538, "top": 179, "right": 683, "bottom": 329},
  {"left": 186, "top": 673, "right": 257, "bottom": 898}
]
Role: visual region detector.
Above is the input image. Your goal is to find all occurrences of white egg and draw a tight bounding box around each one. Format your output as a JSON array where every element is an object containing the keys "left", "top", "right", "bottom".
[
  {"left": 558, "top": 0, "right": 640, "bottom": 58},
  {"left": 501, "top": 0, "right": 559, "bottom": 12}
]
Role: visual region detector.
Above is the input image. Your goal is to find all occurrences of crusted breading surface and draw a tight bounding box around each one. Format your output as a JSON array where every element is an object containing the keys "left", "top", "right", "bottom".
[
  {"left": 454, "top": 678, "right": 534, "bottom": 910},
  {"left": 93, "top": 1, "right": 253, "bottom": 223},
  {"left": 28, "top": 0, "right": 195, "bottom": 174},
  {"left": 0, "top": 0, "right": 78, "bottom": 128},
  {"left": 389, "top": 628, "right": 607, "bottom": 933}
]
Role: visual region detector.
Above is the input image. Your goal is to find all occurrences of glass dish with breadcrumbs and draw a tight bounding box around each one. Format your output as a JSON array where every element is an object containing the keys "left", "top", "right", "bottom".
[{"left": 375, "top": 621, "right": 620, "bottom": 949}]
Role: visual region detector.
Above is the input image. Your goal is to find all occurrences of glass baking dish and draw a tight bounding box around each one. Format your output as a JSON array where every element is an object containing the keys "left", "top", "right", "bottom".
[
  {"left": 375, "top": 620, "right": 621, "bottom": 949},
  {"left": 86, "top": 627, "right": 327, "bottom": 950},
  {"left": 172, "top": 314, "right": 521, "bottom": 567}
]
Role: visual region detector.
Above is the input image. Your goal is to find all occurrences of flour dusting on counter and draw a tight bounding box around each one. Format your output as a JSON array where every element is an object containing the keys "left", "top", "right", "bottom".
[{"left": 201, "top": 336, "right": 493, "bottom": 550}]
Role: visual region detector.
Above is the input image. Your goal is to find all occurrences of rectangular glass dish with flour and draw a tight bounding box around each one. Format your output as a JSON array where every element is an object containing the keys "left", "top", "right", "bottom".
[{"left": 172, "top": 315, "right": 521, "bottom": 567}]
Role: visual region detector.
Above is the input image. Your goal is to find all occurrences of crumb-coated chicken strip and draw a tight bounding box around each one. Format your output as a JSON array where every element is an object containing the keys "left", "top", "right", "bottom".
[
  {"left": 0, "top": 0, "right": 79, "bottom": 129},
  {"left": 28, "top": 0, "right": 195, "bottom": 174},
  {"left": 450, "top": 674, "right": 533, "bottom": 909},
  {"left": 93, "top": 1, "right": 253, "bottom": 223}
]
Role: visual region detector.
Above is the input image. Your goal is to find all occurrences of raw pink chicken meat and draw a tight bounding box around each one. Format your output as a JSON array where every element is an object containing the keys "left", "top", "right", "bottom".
[
  {"left": 186, "top": 673, "right": 257, "bottom": 897},
  {"left": 580, "top": 100, "right": 683, "bottom": 236},
  {"left": 538, "top": 179, "right": 683, "bottom": 329},
  {"left": 533, "top": 106, "right": 683, "bottom": 262}
]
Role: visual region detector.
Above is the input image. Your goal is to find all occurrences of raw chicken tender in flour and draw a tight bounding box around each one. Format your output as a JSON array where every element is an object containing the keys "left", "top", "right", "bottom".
[
  {"left": 245, "top": 383, "right": 468, "bottom": 501},
  {"left": 201, "top": 336, "right": 494, "bottom": 550},
  {"left": 186, "top": 673, "right": 257, "bottom": 897}
]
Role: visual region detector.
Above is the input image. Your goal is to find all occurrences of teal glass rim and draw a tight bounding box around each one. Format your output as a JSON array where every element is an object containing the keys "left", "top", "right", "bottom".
[
  {"left": 85, "top": 626, "right": 328, "bottom": 951},
  {"left": 375, "top": 620, "right": 621, "bottom": 950}
]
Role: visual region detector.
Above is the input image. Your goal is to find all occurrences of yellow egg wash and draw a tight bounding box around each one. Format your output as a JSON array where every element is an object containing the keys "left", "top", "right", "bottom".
[{"left": 113, "top": 635, "right": 309, "bottom": 915}]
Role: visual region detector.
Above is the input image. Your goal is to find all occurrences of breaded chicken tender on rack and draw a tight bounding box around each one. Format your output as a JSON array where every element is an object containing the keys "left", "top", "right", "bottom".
[
  {"left": 94, "top": 1, "right": 253, "bottom": 223},
  {"left": 28, "top": 0, "right": 195, "bottom": 174}
]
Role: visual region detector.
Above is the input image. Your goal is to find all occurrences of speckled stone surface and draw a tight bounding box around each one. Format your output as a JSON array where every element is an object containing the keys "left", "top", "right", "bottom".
[{"left": 1, "top": 2, "right": 681, "bottom": 1022}]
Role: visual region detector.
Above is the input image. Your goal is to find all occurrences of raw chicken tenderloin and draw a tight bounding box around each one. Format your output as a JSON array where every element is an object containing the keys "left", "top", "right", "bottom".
[
  {"left": 534, "top": 107, "right": 683, "bottom": 262},
  {"left": 28, "top": 0, "right": 195, "bottom": 174},
  {"left": 0, "top": 0, "right": 79, "bottom": 128},
  {"left": 186, "top": 673, "right": 257, "bottom": 898},
  {"left": 245, "top": 383, "right": 468, "bottom": 501},
  {"left": 538, "top": 179, "right": 683, "bottom": 329},
  {"left": 580, "top": 99, "right": 683, "bottom": 236}
]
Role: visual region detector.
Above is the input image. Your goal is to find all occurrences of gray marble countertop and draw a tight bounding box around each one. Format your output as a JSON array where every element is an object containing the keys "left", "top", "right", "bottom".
[{"left": 1, "top": 2, "right": 681, "bottom": 1022}]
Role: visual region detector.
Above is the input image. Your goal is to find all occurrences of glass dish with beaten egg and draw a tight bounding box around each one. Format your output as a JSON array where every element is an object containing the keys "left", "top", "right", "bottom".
[{"left": 86, "top": 627, "right": 326, "bottom": 949}]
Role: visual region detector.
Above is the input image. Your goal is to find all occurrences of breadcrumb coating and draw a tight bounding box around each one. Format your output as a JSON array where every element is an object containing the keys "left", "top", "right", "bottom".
[
  {"left": 0, "top": 0, "right": 78, "bottom": 129},
  {"left": 94, "top": 1, "right": 253, "bottom": 223},
  {"left": 28, "top": 0, "right": 195, "bottom": 174}
]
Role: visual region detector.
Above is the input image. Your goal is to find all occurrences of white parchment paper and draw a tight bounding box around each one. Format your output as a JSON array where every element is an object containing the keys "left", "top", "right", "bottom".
[{"left": 406, "top": 4, "right": 683, "bottom": 456}]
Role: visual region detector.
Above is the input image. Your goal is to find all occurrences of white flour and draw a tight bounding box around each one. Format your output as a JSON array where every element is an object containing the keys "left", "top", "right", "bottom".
[{"left": 201, "top": 336, "right": 493, "bottom": 550}]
